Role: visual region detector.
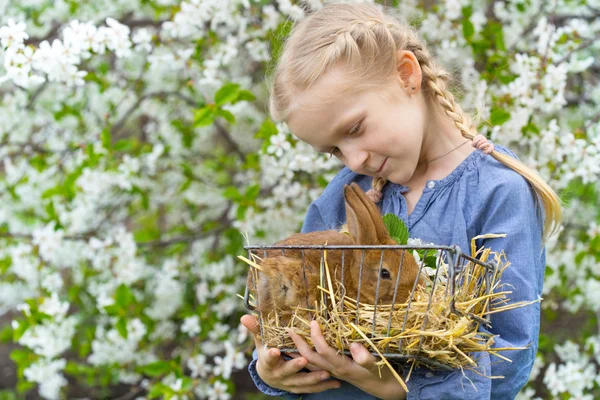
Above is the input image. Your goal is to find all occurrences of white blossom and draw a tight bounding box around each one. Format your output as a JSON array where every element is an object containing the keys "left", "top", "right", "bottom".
[
  {"left": 0, "top": 19, "right": 29, "bottom": 49},
  {"left": 181, "top": 315, "right": 201, "bottom": 337},
  {"left": 23, "top": 358, "right": 67, "bottom": 400},
  {"left": 206, "top": 380, "right": 231, "bottom": 400}
]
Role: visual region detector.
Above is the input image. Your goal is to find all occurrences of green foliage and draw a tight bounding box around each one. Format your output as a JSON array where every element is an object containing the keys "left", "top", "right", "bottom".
[
  {"left": 265, "top": 20, "right": 293, "bottom": 76},
  {"left": 383, "top": 213, "right": 409, "bottom": 245}
]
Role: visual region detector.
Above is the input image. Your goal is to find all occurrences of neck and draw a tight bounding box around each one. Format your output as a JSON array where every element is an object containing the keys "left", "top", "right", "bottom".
[{"left": 414, "top": 103, "right": 476, "bottom": 180}]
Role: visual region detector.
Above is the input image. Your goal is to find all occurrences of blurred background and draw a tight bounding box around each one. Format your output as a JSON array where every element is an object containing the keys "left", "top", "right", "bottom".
[{"left": 0, "top": 0, "right": 598, "bottom": 399}]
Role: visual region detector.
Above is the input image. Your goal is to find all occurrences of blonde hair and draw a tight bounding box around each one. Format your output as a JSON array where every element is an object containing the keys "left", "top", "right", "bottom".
[{"left": 268, "top": 3, "right": 562, "bottom": 242}]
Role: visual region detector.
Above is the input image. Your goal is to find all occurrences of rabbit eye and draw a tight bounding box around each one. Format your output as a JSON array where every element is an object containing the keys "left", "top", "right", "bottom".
[{"left": 380, "top": 269, "right": 391, "bottom": 280}]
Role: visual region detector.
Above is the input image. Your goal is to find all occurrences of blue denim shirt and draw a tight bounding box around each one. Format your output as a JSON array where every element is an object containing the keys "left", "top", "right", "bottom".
[{"left": 248, "top": 145, "right": 545, "bottom": 399}]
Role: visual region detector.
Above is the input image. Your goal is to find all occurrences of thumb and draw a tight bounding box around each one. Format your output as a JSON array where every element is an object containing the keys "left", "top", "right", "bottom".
[
  {"left": 241, "top": 315, "right": 282, "bottom": 369},
  {"left": 350, "top": 342, "right": 378, "bottom": 371},
  {"left": 240, "top": 314, "right": 263, "bottom": 349}
]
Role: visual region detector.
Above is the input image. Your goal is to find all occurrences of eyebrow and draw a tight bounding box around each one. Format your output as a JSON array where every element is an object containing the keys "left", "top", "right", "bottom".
[{"left": 316, "top": 113, "right": 363, "bottom": 152}]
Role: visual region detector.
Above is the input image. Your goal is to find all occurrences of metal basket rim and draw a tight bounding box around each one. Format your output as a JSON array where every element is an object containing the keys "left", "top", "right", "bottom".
[
  {"left": 244, "top": 244, "right": 456, "bottom": 250},
  {"left": 243, "top": 244, "right": 497, "bottom": 270}
]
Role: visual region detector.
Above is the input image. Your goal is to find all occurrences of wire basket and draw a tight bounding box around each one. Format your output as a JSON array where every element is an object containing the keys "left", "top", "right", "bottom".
[{"left": 243, "top": 244, "right": 499, "bottom": 371}]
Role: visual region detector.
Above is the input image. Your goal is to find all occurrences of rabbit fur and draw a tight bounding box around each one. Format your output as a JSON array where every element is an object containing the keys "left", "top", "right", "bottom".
[{"left": 247, "top": 183, "right": 423, "bottom": 322}]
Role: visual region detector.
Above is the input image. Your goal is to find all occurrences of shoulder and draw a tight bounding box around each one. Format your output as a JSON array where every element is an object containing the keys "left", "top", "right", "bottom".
[
  {"left": 471, "top": 144, "right": 543, "bottom": 229},
  {"left": 307, "top": 167, "right": 373, "bottom": 231},
  {"left": 477, "top": 145, "right": 531, "bottom": 192}
]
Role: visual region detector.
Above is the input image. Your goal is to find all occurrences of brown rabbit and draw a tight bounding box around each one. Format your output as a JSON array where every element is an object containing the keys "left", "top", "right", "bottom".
[{"left": 247, "top": 182, "right": 423, "bottom": 322}]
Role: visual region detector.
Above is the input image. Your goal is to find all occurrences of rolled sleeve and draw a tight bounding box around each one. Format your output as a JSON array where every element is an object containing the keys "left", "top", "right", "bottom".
[
  {"left": 475, "top": 174, "right": 545, "bottom": 399},
  {"left": 248, "top": 348, "right": 300, "bottom": 399}
]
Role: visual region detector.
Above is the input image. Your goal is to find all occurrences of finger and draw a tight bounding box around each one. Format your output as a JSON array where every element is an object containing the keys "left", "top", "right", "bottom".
[
  {"left": 479, "top": 143, "right": 491, "bottom": 154},
  {"left": 350, "top": 342, "right": 379, "bottom": 373},
  {"left": 284, "top": 369, "right": 335, "bottom": 388},
  {"left": 283, "top": 353, "right": 322, "bottom": 372},
  {"left": 240, "top": 315, "right": 287, "bottom": 370},
  {"left": 287, "top": 327, "right": 329, "bottom": 369},
  {"left": 264, "top": 347, "right": 282, "bottom": 368},
  {"left": 280, "top": 355, "right": 310, "bottom": 376},
  {"left": 240, "top": 314, "right": 262, "bottom": 349},
  {"left": 310, "top": 320, "right": 336, "bottom": 357},
  {"left": 288, "top": 376, "right": 342, "bottom": 394}
]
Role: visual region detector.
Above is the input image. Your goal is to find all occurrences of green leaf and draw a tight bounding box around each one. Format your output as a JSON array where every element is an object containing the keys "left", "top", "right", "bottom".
[
  {"left": 237, "top": 205, "right": 248, "bottom": 220},
  {"left": 116, "top": 317, "right": 128, "bottom": 339},
  {"left": 236, "top": 90, "right": 256, "bottom": 103},
  {"left": 490, "top": 107, "right": 511, "bottom": 126},
  {"left": 148, "top": 383, "right": 173, "bottom": 399},
  {"left": 41, "top": 186, "right": 66, "bottom": 199},
  {"left": 12, "top": 320, "right": 29, "bottom": 341},
  {"left": 115, "top": 284, "right": 133, "bottom": 309},
  {"left": 461, "top": 5, "right": 473, "bottom": 18},
  {"left": 462, "top": 19, "right": 475, "bottom": 41},
  {"left": 103, "top": 304, "right": 121, "bottom": 316},
  {"left": 215, "top": 83, "right": 241, "bottom": 106},
  {"left": 223, "top": 186, "right": 242, "bottom": 201},
  {"left": 29, "top": 155, "right": 47, "bottom": 172},
  {"left": 266, "top": 21, "right": 293, "bottom": 76},
  {"left": 171, "top": 118, "right": 195, "bottom": 148},
  {"left": 244, "top": 184, "right": 261, "bottom": 200},
  {"left": 101, "top": 128, "right": 112, "bottom": 150},
  {"left": 64, "top": 167, "right": 84, "bottom": 200},
  {"left": 0, "top": 389, "right": 19, "bottom": 400},
  {"left": 217, "top": 108, "right": 236, "bottom": 124},
  {"left": 16, "top": 380, "right": 35, "bottom": 395},
  {"left": 138, "top": 361, "right": 172, "bottom": 378},
  {"left": 193, "top": 107, "right": 215, "bottom": 127},
  {"left": 0, "top": 323, "right": 12, "bottom": 343},
  {"left": 255, "top": 118, "right": 278, "bottom": 141},
  {"left": 114, "top": 138, "right": 137, "bottom": 152},
  {"left": 424, "top": 256, "right": 438, "bottom": 270},
  {"left": 383, "top": 214, "right": 409, "bottom": 245},
  {"left": 180, "top": 376, "right": 194, "bottom": 391},
  {"left": 9, "top": 348, "right": 31, "bottom": 364},
  {"left": 0, "top": 256, "right": 10, "bottom": 274}
]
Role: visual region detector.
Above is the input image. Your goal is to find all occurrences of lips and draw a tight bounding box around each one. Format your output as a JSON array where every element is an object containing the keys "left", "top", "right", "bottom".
[{"left": 377, "top": 158, "right": 388, "bottom": 173}]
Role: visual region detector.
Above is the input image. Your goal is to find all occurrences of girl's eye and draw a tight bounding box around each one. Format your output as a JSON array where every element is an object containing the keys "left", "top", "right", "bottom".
[
  {"left": 328, "top": 120, "right": 363, "bottom": 158},
  {"left": 349, "top": 121, "right": 362, "bottom": 136}
]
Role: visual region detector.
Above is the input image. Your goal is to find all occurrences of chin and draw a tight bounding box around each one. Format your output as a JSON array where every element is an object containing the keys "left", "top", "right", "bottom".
[{"left": 383, "top": 171, "right": 411, "bottom": 186}]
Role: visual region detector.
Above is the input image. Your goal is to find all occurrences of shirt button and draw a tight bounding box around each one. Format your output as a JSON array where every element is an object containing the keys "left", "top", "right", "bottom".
[
  {"left": 425, "top": 371, "right": 435, "bottom": 378},
  {"left": 427, "top": 181, "right": 435, "bottom": 189}
]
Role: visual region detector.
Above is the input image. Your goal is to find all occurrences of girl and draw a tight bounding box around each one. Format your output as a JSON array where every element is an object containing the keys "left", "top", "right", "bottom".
[{"left": 241, "top": 3, "right": 562, "bottom": 399}]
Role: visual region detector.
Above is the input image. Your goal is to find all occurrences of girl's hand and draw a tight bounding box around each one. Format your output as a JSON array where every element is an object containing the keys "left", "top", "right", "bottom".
[
  {"left": 240, "top": 314, "right": 342, "bottom": 395},
  {"left": 287, "top": 320, "right": 407, "bottom": 400}
]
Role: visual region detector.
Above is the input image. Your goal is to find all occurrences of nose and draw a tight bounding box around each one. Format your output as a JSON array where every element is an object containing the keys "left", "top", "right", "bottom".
[{"left": 341, "top": 145, "right": 369, "bottom": 172}]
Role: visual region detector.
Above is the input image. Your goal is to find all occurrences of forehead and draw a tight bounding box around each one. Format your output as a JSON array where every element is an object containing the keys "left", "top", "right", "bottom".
[{"left": 287, "top": 67, "right": 367, "bottom": 148}]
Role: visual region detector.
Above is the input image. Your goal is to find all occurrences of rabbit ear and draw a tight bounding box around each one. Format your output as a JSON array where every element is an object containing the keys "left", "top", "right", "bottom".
[{"left": 344, "top": 182, "right": 390, "bottom": 244}]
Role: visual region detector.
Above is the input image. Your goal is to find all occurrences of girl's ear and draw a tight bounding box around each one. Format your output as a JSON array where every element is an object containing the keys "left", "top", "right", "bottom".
[
  {"left": 395, "top": 50, "right": 422, "bottom": 94},
  {"left": 344, "top": 183, "right": 389, "bottom": 243}
]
